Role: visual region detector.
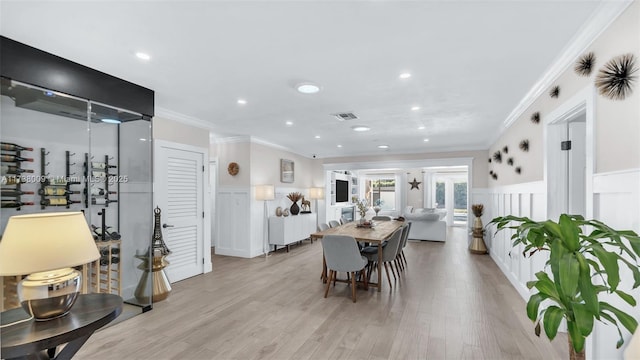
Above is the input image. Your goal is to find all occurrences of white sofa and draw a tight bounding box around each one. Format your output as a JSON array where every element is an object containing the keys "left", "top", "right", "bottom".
[{"left": 402, "top": 206, "right": 447, "bottom": 242}]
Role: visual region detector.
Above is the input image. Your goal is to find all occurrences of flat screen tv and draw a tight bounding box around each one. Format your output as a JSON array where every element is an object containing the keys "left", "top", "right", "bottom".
[{"left": 335, "top": 179, "right": 349, "bottom": 203}]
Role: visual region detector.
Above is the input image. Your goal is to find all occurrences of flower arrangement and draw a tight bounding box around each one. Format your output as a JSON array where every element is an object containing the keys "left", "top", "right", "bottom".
[
  {"left": 287, "top": 192, "right": 302, "bottom": 203},
  {"left": 472, "top": 204, "right": 484, "bottom": 218},
  {"left": 352, "top": 197, "right": 369, "bottom": 218}
]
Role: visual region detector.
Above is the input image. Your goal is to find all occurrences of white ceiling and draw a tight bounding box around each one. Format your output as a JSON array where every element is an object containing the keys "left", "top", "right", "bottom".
[{"left": 1, "top": 1, "right": 607, "bottom": 158}]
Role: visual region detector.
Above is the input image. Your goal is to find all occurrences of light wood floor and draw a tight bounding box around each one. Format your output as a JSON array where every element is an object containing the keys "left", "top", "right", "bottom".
[{"left": 76, "top": 227, "right": 567, "bottom": 359}]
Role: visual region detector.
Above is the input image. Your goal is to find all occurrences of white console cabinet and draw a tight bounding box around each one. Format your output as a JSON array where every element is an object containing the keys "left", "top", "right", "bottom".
[{"left": 269, "top": 213, "right": 317, "bottom": 252}]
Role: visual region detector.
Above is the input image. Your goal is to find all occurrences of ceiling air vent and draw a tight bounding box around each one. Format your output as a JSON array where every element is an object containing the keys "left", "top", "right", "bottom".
[{"left": 331, "top": 112, "right": 358, "bottom": 121}]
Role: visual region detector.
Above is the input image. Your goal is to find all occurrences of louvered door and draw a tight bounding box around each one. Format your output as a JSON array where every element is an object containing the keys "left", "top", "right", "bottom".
[{"left": 155, "top": 142, "right": 204, "bottom": 283}]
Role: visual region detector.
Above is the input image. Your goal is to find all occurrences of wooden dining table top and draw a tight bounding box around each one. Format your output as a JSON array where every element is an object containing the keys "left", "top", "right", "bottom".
[{"left": 310, "top": 220, "right": 404, "bottom": 243}]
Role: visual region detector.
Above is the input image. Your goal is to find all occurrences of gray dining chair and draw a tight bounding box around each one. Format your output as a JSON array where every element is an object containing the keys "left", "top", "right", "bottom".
[
  {"left": 360, "top": 227, "right": 403, "bottom": 288},
  {"left": 398, "top": 222, "right": 412, "bottom": 270},
  {"left": 322, "top": 235, "right": 368, "bottom": 302},
  {"left": 328, "top": 220, "right": 341, "bottom": 228},
  {"left": 318, "top": 223, "right": 330, "bottom": 232}
]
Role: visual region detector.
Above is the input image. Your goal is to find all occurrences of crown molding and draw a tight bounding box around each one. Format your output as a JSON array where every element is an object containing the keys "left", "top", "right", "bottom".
[
  {"left": 155, "top": 106, "right": 215, "bottom": 131},
  {"left": 491, "top": 0, "right": 633, "bottom": 146}
]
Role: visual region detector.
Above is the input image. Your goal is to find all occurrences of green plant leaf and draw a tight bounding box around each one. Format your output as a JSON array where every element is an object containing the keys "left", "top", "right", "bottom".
[
  {"left": 572, "top": 303, "right": 594, "bottom": 337},
  {"left": 526, "top": 280, "right": 538, "bottom": 290},
  {"left": 591, "top": 244, "right": 620, "bottom": 291},
  {"left": 619, "top": 257, "right": 640, "bottom": 288},
  {"left": 599, "top": 309, "right": 627, "bottom": 349},
  {"left": 614, "top": 290, "right": 637, "bottom": 307},
  {"left": 534, "top": 272, "right": 560, "bottom": 300},
  {"left": 559, "top": 252, "right": 579, "bottom": 298},
  {"left": 567, "top": 321, "right": 586, "bottom": 352},
  {"left": 559, "top": 214, "right": 580, "bottom": 251},
  {"left": 576, "top": 253, "right": 599, "bottom": 315},
  {"left": 543, "top": 306, "right": 564, "bottom": 340},
  {"left": 543, "top": 220, "right": 563, "bottom": 239},
  {"left": 601, "top": 302, "right": 639, "bottom": 334},
  {"left": 527, "top": 293, "right": 547, "bottom": 321}
]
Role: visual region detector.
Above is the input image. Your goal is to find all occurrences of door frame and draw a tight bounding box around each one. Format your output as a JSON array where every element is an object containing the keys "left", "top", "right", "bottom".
[
  {"left": 544, "top": 85, "right": 595, "bottom": 221},
  {"left": 153, "top": 139, "right": 212, "bottom": 275}
]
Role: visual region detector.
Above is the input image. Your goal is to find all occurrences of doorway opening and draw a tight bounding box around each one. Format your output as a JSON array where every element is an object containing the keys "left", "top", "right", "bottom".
[
  {"left": 545, "top": 86, "right": 594, "bottom": 220},
  {"left": 425, "top": 166, "right": 469, "bottom": 227}
]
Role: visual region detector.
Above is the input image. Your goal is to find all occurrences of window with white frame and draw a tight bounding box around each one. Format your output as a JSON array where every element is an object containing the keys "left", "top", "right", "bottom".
[{"left": 363, "top": 174, "right": 397, "bottom": 211}]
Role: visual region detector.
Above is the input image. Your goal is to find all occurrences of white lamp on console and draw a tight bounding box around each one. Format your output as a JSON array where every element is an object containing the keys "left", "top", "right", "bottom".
[
  {"left": 0, "top": 212, "right": 100, "bottom": 320},
  {"left": 256, "top": 185, "right": 275, "bottom": 257}
]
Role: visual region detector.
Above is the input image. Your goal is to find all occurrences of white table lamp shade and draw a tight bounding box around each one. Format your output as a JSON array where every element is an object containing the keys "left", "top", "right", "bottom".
[
  {"left": 309, "top": 187, "right": 324, "bottom": 200},
  {"left": 255, "top": 185, "right": 275, "bottom": 201},
  {"left": 0, "top": 212, "right": 100, "bottom": 276}
]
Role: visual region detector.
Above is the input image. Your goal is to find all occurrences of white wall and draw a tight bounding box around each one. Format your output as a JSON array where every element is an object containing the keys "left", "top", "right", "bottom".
[
  {"left": 212, "top": 138, "right": 324, "bottom": 258},
  {"left": 485, "top": 3, "right": 640, "bottom": 358},
  {"left": 489, "top": 1, "right": 640, "bottom": 186}
]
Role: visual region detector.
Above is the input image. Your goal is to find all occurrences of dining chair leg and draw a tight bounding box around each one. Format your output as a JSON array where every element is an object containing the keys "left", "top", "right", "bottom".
[
  {"left": 401, "top": 251, "right": 408, "bottom": 267},
  {"left": 351, "top": 272, "right": 357, "bottom": 303},
  {"left": 390, "top": 261, "right": 397, "bottom": 280},
  {"left": 396, "top": 258, "right": 404, "bottom": 273},
  {"left": 363, "top": 267, "right": 369, "bottom": 290},
  {"left": 384, "top": 262, "right": 393, "bottom": 288},
  {"left": 324, "top": 270, "right": 334, "bottom": 298},
  {"left": 321, "top": 255, "right": 327, "bottom": 282}
]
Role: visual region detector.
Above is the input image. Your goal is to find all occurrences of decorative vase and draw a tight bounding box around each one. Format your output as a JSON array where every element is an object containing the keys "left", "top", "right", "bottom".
[
  {"left": 275, "top": 207, "right": 283, "bottom": 217},
  {"left": 290, "top": 201, "right": 300, "bottom": 215},
  {"left": 283, "top": 208, "right": 289, "bottom": 217},
  {"left": 469, "top": 216, "right": 487, "bottom": 254}
]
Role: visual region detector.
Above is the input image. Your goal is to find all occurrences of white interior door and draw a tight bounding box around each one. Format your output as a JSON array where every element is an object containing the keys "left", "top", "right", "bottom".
[{"left": 155, "top": 141, "right": 204, "bottom": 283}]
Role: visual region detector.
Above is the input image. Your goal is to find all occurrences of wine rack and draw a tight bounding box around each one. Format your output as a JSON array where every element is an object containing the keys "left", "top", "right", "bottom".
[
  {"left": 38, "top": 148, "right": 81, "bottom": 209},
  {"left": 84, "top": 153, "right": 118, "bottom": 208},
  {"left": 85, "top": 239, "right": 122, "bottom": 296},
  {"left": 0, "top": 141, "right": 35, "bottom": 210}
]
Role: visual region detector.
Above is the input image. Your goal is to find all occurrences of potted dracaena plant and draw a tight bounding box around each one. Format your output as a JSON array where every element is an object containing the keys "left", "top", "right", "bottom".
[{"left": 491, "top": 214, "right": 640, "bottom": 360}]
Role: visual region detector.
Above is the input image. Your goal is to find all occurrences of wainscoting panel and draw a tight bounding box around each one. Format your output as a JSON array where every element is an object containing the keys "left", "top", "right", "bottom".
[
  {"left": 216, "top": 187, "right": 251, "bottom": 258},
  {"left": 590, "top": 169, "right": 640, "bottom": 360},
  {"left": 483, "top": 170, "right": 640, "bottom": 359},
  {"left": 480, "top": 181, "right": 547, "bottom": 300}
]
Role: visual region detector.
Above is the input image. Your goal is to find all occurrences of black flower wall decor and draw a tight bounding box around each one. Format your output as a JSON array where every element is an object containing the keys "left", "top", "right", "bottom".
[
  {"left": 491, "top": 173, "right": 498, "bottom": 180},
  {"left": 519, "top": 139, "right": 529, "bottom": 152},
  {"left": 530, "top": 112, "right": 540, "bottom": 124},
  {"left": 507, "top": 157, "right": 514, "bottom": 166},
  {"left": 489, "top": 170, "right": 494, "bottom": 175},
  {"left": 515, "top": 167, "right": 522, "bottom": 174},
  {"left": 575, "top": 52, "right": 596, "bottom": 77},
  {"left": 488, "top": 158, "right": 492, "bottom": 163},
  {"left": 549, "top": 85, "right": 560, "bottom": 98},
  {"left": 502, "top": 146, "right": 509, "bottom": 154},
  {"left": 595, "top": 53, "right": 638, "bottom": 100},
  {"left": 493, "top": 151, "right": 502, "bottom": 163}
]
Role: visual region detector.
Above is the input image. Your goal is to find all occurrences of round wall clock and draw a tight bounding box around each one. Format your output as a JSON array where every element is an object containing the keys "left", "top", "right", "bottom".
[{"left": 227, "top": 162, "right": 239, "bottom": 176}]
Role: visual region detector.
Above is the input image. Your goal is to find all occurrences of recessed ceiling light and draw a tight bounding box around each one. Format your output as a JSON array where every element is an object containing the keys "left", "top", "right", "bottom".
[
  {"left": 411, "top": 106, "right": 421, "bottom": 111},
  {"left": 418, "top": 126, "right": 425, "bottom": 130},
  {"left": 399, "top": 73, "right": 411, "bottom": 79},
  {"left": 337, "top": 145, "right": 343, "bottom": 148},
  {"left": 237, "top": 99, "right": 247, "bottom": 105},
  {"left": 314, "top": 135, "right": 321, "bottom": 139},
  {"left": 351, "top": 125, "right": 370, "bottom": 132},
  {"left": 378, "top": 145, "right": 389, "bottom": 149},
  {"left": 101, "top": 118, "right": 121, "bottom": 124},
  {"left": 135, "top": 52, "right": 151, "bottom": 61},
  {"left": 423, "top": 138, "right": 430, "bottom": 142},
  {"left": 139, "top": 138, "right": 147, "bottom": 141},
  {"left": 296, "top": 83, "right": 320, "bottom": 94},
  {"left": 285, "top": 121, "right": 293, "bottom": 126}
]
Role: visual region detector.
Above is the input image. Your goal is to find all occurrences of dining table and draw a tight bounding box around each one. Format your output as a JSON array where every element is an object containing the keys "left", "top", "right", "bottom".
[{"left": 310, "top": 219, "right": 405, "bottom": 292}]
